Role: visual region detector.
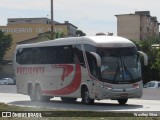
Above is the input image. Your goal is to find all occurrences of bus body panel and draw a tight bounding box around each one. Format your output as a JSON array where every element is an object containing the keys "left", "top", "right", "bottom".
[
  {"left": 16, "top": 64, "right": 88, "bottom": 97},
  {"left": 98, "top": 81, "right": 143, "bottom": 99}
]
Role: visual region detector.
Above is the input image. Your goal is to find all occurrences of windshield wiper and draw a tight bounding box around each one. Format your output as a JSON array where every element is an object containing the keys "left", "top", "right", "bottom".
[
  {"left": 122, "top": 59, "right": 133, "bottom": 80},
  {"left": 113, "top": 58, "right": 120, "bottom": 81},
  {"left": 113, "top": 56, "right": 134, "bottom": 82}
]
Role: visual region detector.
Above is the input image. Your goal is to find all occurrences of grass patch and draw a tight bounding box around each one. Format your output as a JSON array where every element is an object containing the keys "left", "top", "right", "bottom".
[{"left": 0, "top": 103, "right": 159, "bottom": 120}]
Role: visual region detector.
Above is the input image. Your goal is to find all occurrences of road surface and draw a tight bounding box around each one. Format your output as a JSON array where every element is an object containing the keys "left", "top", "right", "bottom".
[{"left": 0, "top": 85, "right": 160, "bottom": 116}]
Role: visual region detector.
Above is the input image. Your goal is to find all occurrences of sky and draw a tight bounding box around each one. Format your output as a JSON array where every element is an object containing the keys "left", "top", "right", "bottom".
[{"left": 0, "top": 0, "right": 160, "bottom": 35}]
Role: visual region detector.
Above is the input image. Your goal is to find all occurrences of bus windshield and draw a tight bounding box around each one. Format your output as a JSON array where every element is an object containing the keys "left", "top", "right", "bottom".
[{"left": 99, "top": 47, "right": 141, "bottom": 84}]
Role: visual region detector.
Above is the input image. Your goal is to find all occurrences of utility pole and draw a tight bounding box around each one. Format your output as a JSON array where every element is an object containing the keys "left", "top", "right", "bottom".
[{"left": 51, "top": 0, "right": 54, "bottom": 39}]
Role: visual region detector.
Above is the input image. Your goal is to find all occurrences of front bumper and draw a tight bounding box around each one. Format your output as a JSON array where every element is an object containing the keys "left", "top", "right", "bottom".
[{"left": 100, "top": 87, "right": 142, "bottom": 100}]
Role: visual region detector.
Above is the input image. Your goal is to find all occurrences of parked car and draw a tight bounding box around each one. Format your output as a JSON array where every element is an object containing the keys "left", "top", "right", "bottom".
[
  {"left": 12, "top": 77, "right": 16, "bottom": 85},
  {"left": 144, "top": 81, "right": 160, "bottom": 88},
  {"left": 0, "top": 79, "right": 5, "bottom": 85},
  {"left": 0, "top": 78, "right": 14, "bottom": 85},
  {"left": 0, "top": 78, "right": 9, "bottom": 85}
]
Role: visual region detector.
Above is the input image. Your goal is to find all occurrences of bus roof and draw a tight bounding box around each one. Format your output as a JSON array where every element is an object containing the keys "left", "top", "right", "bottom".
[{"left": 16, "top": 36, "right": 136, "bottom": 49}]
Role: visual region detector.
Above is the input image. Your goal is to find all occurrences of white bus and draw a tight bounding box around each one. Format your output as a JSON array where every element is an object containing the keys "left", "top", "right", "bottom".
[{"left": 14, "top": 36, "right": 148, "bottom": 105}]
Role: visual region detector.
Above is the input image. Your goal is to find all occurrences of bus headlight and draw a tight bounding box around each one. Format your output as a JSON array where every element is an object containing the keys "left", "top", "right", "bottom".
[
  {"left": 106, "top": 84, "right": 112, "bottom": 90},
  {"left": 133, "top": 83, "right": 140, "bottom": 89}
]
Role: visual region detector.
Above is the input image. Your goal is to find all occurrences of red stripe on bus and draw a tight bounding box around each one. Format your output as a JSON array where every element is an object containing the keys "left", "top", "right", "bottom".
[
  {"left": 42, "top": 64, "right": 81, "bottom": 95},
  {"left": 54, "top": 64, "right": 74, "bottom": 81}
]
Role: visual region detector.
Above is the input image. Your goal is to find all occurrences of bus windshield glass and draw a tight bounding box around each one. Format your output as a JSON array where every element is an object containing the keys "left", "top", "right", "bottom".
[{"left": 99, "top": 47, "right": 141, "bottom": 84}]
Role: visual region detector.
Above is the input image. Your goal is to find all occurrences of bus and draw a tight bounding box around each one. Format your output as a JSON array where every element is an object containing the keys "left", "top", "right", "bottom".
[{"left": 14, "top": 36, "right": 148, "bottom": 105}]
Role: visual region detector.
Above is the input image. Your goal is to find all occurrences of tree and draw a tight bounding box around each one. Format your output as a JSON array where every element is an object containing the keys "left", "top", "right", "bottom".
[
  {"left": 76, "top": 30, "right": 86, "bottom": 36},
  {"left": 151, "top": 49, "right": 160, "bottom": 70},
  {"left": 55, "top": 31, "right": 65, "bottom": 39},
  {"left": 136, "top": 37, "right": 160, "bottom": 82},
  {"left": 0, "top": 31, "right": 12, "bottom": 64},
  {"left": 45, "top": 31, "right": 65, "bottom": 40},
  {"left": 95, "top": 32, "right": 106, "bottom": 36}
]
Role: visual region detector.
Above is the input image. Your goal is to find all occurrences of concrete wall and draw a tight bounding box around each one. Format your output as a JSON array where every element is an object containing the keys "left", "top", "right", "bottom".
[
  {"left": 142, "top": 88, "right": 160, "bottom": 100},
  {"left": 117, "top": 14, "right": 141, "bottom": 40},
  {"left": 0, "top": 64, "right": 14, "bottom": 79},
  {"left": 0, "top": 23, "right": 76, "bottom": 60}
]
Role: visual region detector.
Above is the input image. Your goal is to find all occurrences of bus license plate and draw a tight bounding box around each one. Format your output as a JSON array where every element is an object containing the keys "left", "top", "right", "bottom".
[{"left": 120, "top": 93, "right": 128, "bottom": 98}]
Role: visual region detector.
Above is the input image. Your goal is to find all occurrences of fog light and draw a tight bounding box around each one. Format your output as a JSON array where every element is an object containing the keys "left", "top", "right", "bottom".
[
  {"left": 106, "top": 84, "right": 112, "bottom": 90},
  {"left": 133, "top": 83, "right": 140, "bottom": 89}
]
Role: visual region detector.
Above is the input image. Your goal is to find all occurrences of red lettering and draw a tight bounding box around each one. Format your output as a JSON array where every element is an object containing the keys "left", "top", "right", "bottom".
[
  {"left": 17, "top": 67, "right": 20, "bottom": 74},
  {"left": 20, "top": 67, "right": 23, "bottom": 74},
  {"left": 23, "top": 67, "right": 25, "bottom": 74},
  {"left": 16, "top": 66, "right": 45, "bottom": 75},
  {"left": 30, "top": 67, "right": 32, "bottom": 74},
  {"left": 35, "top": 67, "right": 38, "bottom": 74},
  {"left": 42, "top": 67, "right": 45, "bottom": 74}
]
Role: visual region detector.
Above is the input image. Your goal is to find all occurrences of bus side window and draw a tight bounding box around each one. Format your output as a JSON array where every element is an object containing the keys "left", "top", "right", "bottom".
[
  {"left": 31, "top": 48, "right": 42, "bottom": 64},
  {"left": 86, "top": 52, "right": 101, "bottom": 79},
  {"left": 16, "top": 48, "right": 34, "bottom": 64},
  {"left": 84, "top": 44, "right": 101, "bottom": 79},
  {"left": 158, "top": 83, "right": 160, "bottom": 88},
  {"left": 55, "top": 45, "right": 74, "bottom": 64},
  {"left": 73, "top": 44, "right": 85, "bottom": 67},
  {"left": 45, "top": 47, "right": 57, "bottom": 64},
  {"left": 16, "top": 49, "right": 23, "bottom": 64},
  {"left": 21, "top": 48, "right": 32, "bottom": 64}
]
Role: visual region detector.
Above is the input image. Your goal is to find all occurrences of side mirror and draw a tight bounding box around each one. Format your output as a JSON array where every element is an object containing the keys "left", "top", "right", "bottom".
[
  {"left": 90, "top": 52, "right": 101, "bottom": 67},
  {"left": 138, "top": 51, "right": 148, "bottom": 66}
]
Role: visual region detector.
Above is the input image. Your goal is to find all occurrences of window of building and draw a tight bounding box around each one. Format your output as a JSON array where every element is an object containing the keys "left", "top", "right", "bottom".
[
  {"left": 140, "top": 27, "right": 142, "bottom": 32},
  {"left": 25, "top": 20, "right": 31, "bottom": 23},
  {"left": 9, "top": 20, "right": 15, "bottom": 23}
]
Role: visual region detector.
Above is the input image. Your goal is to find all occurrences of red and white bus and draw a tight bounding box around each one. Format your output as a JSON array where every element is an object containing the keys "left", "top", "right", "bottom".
[{"left": 14, "top": 36, "right": 148, "bottom": 105}]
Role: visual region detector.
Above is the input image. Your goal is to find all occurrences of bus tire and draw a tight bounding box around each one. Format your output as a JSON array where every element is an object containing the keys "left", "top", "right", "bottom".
[
  {"left": 117, "top": 98, "right": 128, "bottom": 105},
  {"left": 28, "top": 84, "right": 35, "bottom": 101},
  {"left": 35, "top": 85, "right": 50, "bottom": 102},
  {"left": 61, "top": 97, "right": 77, "bottom": 103},
  {"left": 82, "top": 87, "right": 94, "bottom": 105}
]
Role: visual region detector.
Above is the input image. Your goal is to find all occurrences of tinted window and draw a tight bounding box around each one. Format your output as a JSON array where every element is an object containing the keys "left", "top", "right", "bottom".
[
  {"left": 84, "top": 44, "right": 97, "bottom": 52},
  {"left": 100, "top": 47, "right": 137, "bottom": 57},
  {"left": 84, "top": 44, "right": 101, "bottom": 79},
  {"left": 73, "top": 44, "right": 85, "bottom": 67},
  {"left": 16, "top": 45, "right": 74, "bottom": 64},
  {"left": 149, "top": 82, "right": 155, "bottom": 87},
  {"left": 16, "top": 48, "right": 32, "bottom": 64}
]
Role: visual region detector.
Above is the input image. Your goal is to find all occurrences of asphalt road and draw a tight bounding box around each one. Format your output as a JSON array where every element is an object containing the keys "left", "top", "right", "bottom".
[
  {"left": 0, "top": 85, "right": 160, "bottom": 116},
  {"left": 0, "top": 85, "right": 160, "bottom": 100}
]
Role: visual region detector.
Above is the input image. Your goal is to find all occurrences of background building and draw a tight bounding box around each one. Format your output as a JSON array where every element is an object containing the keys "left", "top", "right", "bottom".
[
  {"left": 115, "top": 11, "right": 160, "bottom": 41},
  {"left": 0, "top": 17, "right": 78, "bottom": 61}
]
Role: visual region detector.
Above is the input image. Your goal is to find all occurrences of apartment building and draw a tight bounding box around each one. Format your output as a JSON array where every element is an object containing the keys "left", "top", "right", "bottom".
[{"left": 115, "top": 11, "right": 160, "bottom": 41}]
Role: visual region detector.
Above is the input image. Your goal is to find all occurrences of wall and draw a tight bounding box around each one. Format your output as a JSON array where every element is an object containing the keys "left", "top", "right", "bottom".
[
  {"left": 117, "top": 14, "right": 141, "bottom": 40},
  {"left": 0, "top": 24, "right": 68, "bottom": 60}
]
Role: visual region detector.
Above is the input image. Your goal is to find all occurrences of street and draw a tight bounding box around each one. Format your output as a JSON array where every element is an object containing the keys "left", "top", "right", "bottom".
[{"left": 0, "top": 85, "right": 160, "bottom": 116}]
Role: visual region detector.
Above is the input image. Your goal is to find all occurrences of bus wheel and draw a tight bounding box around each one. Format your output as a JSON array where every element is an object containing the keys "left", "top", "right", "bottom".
[
  {"left": 117, "top": 98, "right": 128, "bottom": 105},
  {"left": 35, "top": 85, "right": 42, "bottom": 101},
  {"left": 28, "top": 85, "right": 35, "bottom": 101},
  {"left": 82, "top": 87, "right": 94, "bottom": 105},
  {"left": 35, "top": 85, "right": 50, "bottom": 102},
  {"left": 61, "top": 97, "right": 77, "bottom": 103}
]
